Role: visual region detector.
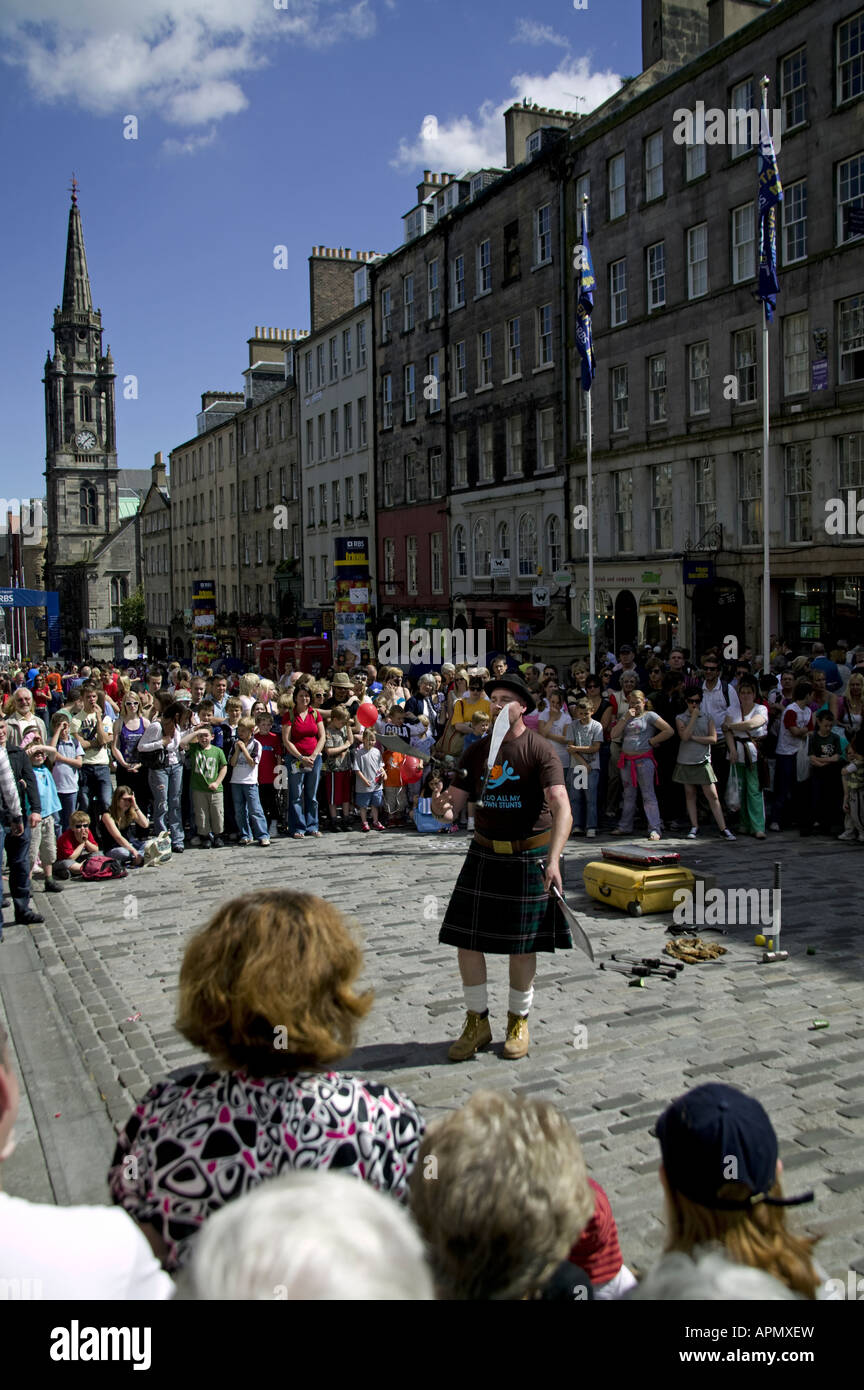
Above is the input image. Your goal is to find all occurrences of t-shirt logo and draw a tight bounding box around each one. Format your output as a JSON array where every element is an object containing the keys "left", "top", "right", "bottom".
[{"left": 487, "top": 760, "right": 520, "bottom": 789}]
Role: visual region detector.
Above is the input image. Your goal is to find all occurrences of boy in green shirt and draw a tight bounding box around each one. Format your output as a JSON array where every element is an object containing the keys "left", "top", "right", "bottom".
[{"left": 183, "top": 724, "right": 228, "bottom": 848}]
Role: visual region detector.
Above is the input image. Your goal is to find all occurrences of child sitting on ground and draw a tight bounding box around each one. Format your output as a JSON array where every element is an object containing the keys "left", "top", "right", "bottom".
[
  {"left": 53, "top": 810, "right": 100, "bottom": 878},
  {"left": 415, "top": 769, "right": 450, "bottom": 834}
]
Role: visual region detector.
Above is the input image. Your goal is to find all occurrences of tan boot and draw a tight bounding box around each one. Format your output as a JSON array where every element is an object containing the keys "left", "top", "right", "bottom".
[
  {"left": 502, "top": 1012, "right": 530, "bottom": 1060},
  {"left": 448, "top": 1010, "right": 493, "bottom": 1061}
]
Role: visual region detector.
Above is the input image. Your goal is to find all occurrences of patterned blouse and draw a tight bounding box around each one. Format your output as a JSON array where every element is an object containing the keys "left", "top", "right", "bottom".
[{"left": 108, "top": 1064, "right": 424, "bottom": 1272}]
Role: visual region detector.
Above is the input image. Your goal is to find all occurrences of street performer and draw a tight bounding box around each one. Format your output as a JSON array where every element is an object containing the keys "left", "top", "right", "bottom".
[{"left": 431, "top": 673, "right": 572, "bottom": 1061}]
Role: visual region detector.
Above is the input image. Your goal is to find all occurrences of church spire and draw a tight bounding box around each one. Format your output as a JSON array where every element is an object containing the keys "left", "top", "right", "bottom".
[{"left": 62, "top": 175, "right": 93, "bottom": 315}]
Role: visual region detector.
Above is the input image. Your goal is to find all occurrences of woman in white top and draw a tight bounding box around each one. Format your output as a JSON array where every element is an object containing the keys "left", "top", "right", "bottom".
[
  {"left": 723, "top": 675, "right": 768, "bottom": 839},
  {"left": 538, "top": 690, "right": 571, "bottom": 769}
]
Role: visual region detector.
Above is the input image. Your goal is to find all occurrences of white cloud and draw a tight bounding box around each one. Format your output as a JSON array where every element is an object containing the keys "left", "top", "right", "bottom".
[
  {"left": 391, "top": 57, "right": 622, "bottom": 172},
  {"left": 511, "top": 19, "right": 570, "bottom": 49},
  {"left": 0, "top": 0, "right": 379, "bottom": 141},
  {"left": 162, "top": 127, "right": 218, "bottom": 157}
]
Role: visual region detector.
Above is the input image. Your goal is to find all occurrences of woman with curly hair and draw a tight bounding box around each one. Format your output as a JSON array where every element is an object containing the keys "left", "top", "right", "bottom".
[{"left": 108, "top": 891, "right": 423, "bottom": 1272}]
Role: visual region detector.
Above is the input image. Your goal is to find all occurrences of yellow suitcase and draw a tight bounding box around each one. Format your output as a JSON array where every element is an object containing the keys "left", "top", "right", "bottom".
[{"left": 582, "top": 861, "right": 700, "bottom": 917}]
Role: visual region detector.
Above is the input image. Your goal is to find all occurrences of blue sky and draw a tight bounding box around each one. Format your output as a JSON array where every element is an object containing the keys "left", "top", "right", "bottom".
[{"left": 0, "top": 0, "right": 641, "bottom": 504}]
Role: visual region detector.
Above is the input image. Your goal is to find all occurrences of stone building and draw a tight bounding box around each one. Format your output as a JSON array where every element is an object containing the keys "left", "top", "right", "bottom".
[
  {"left": 563, "top": 0, "right": 864, "bottom": 656},
  {"left": 139, "top": 453, "right": 172, "bottom": 658},
  {"left": 42, "top": 186, "right": 149, "bottom": 660}
]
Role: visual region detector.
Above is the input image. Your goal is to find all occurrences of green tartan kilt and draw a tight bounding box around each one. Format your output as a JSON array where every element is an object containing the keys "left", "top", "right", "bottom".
[{"left": 438, "top": 842, "right": 572, "bottom": 955}]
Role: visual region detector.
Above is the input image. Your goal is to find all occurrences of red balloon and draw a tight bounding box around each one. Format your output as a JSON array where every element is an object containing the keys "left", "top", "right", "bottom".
[
  {"left": 400, "top": 756, "right": 424, "bottom": 785},
  {"left": 356, "top": 702, "right": 378, "bottom": 728}
]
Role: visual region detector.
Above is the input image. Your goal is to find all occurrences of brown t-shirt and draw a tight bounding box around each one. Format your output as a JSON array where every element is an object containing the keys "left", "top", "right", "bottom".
[{"left": 457, "top": 728, "right": 565, "bottom": 839}]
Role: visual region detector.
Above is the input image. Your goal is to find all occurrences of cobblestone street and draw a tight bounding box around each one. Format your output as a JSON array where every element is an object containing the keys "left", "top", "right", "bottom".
[{"left": 2, "top": 828, "right": 863, "bottom": 1286}]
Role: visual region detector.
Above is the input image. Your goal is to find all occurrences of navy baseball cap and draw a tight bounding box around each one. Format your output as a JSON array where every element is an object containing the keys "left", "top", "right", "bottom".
[{"left": 656, "top": 1084, "right": 814, "bottom": 1212}]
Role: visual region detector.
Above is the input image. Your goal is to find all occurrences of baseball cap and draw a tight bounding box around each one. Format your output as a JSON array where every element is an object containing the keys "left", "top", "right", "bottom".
[
  {"left": 619, "top": 644, "right": 634, "bottom": 654},
  {"left": 655, "top": 1084, "right": 814, "bottom": 1212}
]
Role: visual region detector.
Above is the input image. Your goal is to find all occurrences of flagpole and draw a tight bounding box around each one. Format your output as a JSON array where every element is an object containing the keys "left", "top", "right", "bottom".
[
  {"left": 760, "top": 76, "right": 771, "bottom": 675},
  {"left": 582, "top": 194, "right": 596, "bottom": 673}
]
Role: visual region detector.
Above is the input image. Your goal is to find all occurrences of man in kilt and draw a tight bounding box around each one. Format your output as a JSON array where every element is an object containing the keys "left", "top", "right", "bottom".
[{"left": 431, "top": 675, "right": 572, "bottom": 1060}]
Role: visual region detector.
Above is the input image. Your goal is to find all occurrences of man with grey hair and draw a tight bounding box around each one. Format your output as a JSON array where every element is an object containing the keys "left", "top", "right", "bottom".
[
  {"left": 189, "top": 1170, "right": 433, "bottom": 1301},
  {"left": 0, "top": 1020, "right": 172, "bottom": 1299},
  {"left": 403, "top": 673, "right": 438, "bottom": 727}
]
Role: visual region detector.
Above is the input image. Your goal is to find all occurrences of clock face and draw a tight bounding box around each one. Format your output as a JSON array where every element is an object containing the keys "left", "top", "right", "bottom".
[{"left": 75, "top": 430, "right": 97, "bottom": 450}]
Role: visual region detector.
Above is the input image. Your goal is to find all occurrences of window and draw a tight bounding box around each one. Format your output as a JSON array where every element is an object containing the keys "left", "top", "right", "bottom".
[
  {"left": 230, "top": 482, "right": 236, "bottom": 514},
  {"left": 343, "top": 402, "right": 353, "bottom": 451},
  {"left": 430, "top": 448, "right": 444, "bottom": 497},
  {"left": 734, "top": 328, "right": 758, "bottom": 403},
  {"left": 781, "top": 47, "right": 808, "bottom": 131},
  {"left": 478, "top": 423, "right": 494, "bottom": 481},
  {"left": 345, "top": 476, "right": 354, "bottom": 518},
  {"left": 838, "top": 154, "right": 864, "bottom": 244},
  {"left": 304, "top": 352, "right": 313, "bottom": 393},
  {"left": 545, "top": 515, "right": 562, "bottom": 573},
  {"left": 689, "top": 341, "right": 710, "bottom": 415},
  {"left": 536, "top": 407, "right": 555, "bottom": 470},
  {"left": 427, "top": 259, "right": 440, "bottom": 318},
  {"left": 503, "top": 221, "right": 520, "bottom": 281},
  {"left": 517, "top": 514, "right": 537, "bottom": 575},
  {"left": 783, "top": 312, "right": 809, "bottom": 395},
  {"left": 610, "top": 259, "right": 627, "bottom": 326},
  {"left": 730, "top": 78, "right": 755, "bottom": 158},
  {"left": 316, "top": 344, "right": 325, "bottom": 387},
  {"left": 506, "top": 317, "right": 521, "bottom": 377},
  {"left": 472, "top": 519, "right": 490, "bottom": 577},
  {"left": 838, "top": 435, "right": 864, "bottom": 520},
  {"left": 319, "top": 483, "right": 327, "bottom": 526},
  {"left": 307, "top": 486, "right": 315, "bottom": 527},
  {"left": 218, "top": 435, "right": 224, "bottom": 466},
  {"left": 651, "top": 463, "right": 674, "bottom": 548},
  {"left": 406, "top": 537, "right": 418, "bottom": 594},
  {"left": 648, "top": 354, "right": 667, "bottom": 424},
  {"left": 427, "top": 351, "right": 441, "bottom": 413},
  {"left": 535, "top": 205, "right": 552, "bottom": 264},
  {"left": 219, "top": 486, "right": 225, "bottom": 516},
  {"left": 241, "top": 482, "right": 248, "bottom": 513},
  {"left": 254, "top": 476, "right": 261, "bottom": 510},
  {"left": 79, "top": 483, "right": 97, "bottom": 526},
  {"left": 331, "top": 480, "right": 341, "bottom": 525},
  {"left": 609, "top": 153, "right": 626, "bottom": 219},
  {"left": 342, "top": 328, "right": 352, "bottom": 375},
  {"left": 306, "top": 418, "right": 314, "bottom": 464},
  {"left": 644, "top": 131, "right": 663, "bottom": 201},
  {"left": 405, "top": 454, "right": 417, "bottom": 503},
  {"left": 239, "top": 422, "right": 247, "bottom": 456},
  {"left": 477, "top": 329, "right": 491, "bottom": 386},
  {"left": 693, "top": 457, "right": 716, "bottom": 537},
  {"left": 256, "top": 532, "right": 263, "bottom": 565},
  {"left": 277, "top": 405, "right": 284, "bottom": 441},
  {"left": 78, "top": 390, "right": 92, "bottom": 422},
  {"left": 403, "top": 275, "right": 415, "bottom": 331},
  {"left": 837, "top": 12, "right": 864, "bottom": 104},
  {"left": 317, "top": 413, "right": 326, "bottom": 459},
  {"left": 357, "top": 320, "right": 367, "bottom": 368},
  {"left": 329, "top": 408, "right": 338, "bottom": 456},
  {"left": 611, "top": 365, "right": 629, "bottom": 432},
  {"left": 614, "top": 470, "right": 633, "bottom": 552},
  {"left": 685, "top": 140, "right": 706, "bottom": 182},
  {"left": 506, "top": 415, "right": 523, "bottom": 476},
  {"left": 452, "top": 255, "right": 465, "bottom": 308},
  {"left": 453, "top": 525, "right": 467, "bottom": 579},
  {"left": 430, "top": 533, "right": 443, "bottom": 593},
  {"left": 496, "top": 520, "right": 510, "bottom": 569},
  {"left": 453, "top": 431, "right": 468, "bottom": 487},
  {"left": 783, "top": 180, "right": 808, "bottom": 262},
  {"left": 839, "top": 294, "right": 864, "bottom": 382},
  {"left": 358, "top": 473, "right": 368, "bottom": 516},
  {"left": 737, "top": 450, "right": 762, "bottom": 544},
  {"left": 687, "top": 223, "right": 708, "bottom": 298},
  {"left": 382, "top": 374, "right": 393, "bottom": 428},
  {"left": 453, "top": 341, "right": 467, "bottom": 396},
  {"left": 477, "top": 239, "right": 492, "bottom": 294},
  {"left": 382, "top": 460, "right": 393, "bottom": 507},
  {"left": 383, "top": 539, "right": 395, "bottom": 587},
  {"left": 381, "top": 289, "right": 392, "bottom": 341},
  {"left": 732, "top": 202, "right": 755, "bottom": 283},
  {"left": 537, "top": 304, "right": 553, "bottom": 365},
  {"left": 358, "top": 396, "right": 368, "bottom": 447},
  {"left": 784, "top": 443, "right": 812, "bottom": 542},
  {"left": 646, "top": 242, "right": 666, "bottom": 312},
  {"left": 404, "top": 364, "right": 416, "bottom": 421}
]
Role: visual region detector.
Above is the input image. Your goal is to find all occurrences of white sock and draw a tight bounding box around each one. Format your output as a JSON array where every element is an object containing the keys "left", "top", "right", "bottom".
[
  {"left": 509, "top": 986, "right": 534, "bottom": 1018},
  {"left": 467, "top": 816, "right": 475, "bottom": 830},
  {"left": 464, "top": 983, "right": 488, "bottom": 1015}
]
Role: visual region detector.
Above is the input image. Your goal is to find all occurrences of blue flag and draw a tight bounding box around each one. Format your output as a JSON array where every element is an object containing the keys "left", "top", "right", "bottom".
[
  {"left": 575, "top": 208, "right": 595, "bottom": 391},
  {"left": 757, "top": 105, "right": 783, "bottom": 322}
]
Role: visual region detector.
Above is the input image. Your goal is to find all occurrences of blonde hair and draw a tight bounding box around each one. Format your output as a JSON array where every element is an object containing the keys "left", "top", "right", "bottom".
[
  {"left": 239, "top": 673, "right": 260, "bottom": 697},
  {"left": 237, "top": 717, "right": 256, "bottom": 736}
]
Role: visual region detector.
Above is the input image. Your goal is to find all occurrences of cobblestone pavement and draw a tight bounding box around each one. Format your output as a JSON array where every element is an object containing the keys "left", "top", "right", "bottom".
[{"left": 2, "top": 826, "right": 863, "bottom": 1286}]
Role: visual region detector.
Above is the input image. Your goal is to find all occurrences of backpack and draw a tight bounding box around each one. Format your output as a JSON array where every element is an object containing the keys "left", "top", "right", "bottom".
[{"left": 81, "top": 854, "right": 127, "bottom": 880}]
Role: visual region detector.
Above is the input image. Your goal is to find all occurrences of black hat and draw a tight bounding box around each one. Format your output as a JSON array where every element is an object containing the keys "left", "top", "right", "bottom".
[{"left": 484, "top": 674, "right": 536, "bottom": 713}]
